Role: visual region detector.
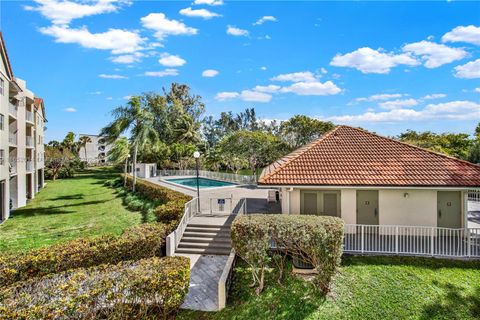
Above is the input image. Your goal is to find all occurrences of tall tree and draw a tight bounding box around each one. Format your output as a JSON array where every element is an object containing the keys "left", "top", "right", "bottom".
[
  {"left": 280, "top": 115, "right": 335, "bottom": 148},
  {"left": 101, "top": 96, "right": 158, "bottom": 191},
  {"left": 78, "top": 136, "right": 92, "bottom": 162},
  {"left": 107, "top": 137, "right": 131, "bottom": 187},
  {"left": 62, "top": 132, "right": 76, "bottom": 154}
]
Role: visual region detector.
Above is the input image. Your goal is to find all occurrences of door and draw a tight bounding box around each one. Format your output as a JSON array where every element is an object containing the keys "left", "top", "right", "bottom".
[
  {"left": 437, "top": 191, "right": 462, "bottom": 228},
  {"left": 323, "top": 193, "right": 338, "bottom": 216},
  {"left": 356, "top": 190, "right": 379, "bottom": 225},
  {"left": 0, "top": 180, "right": 4, "bottom": 220},
  {"left": 303, "top": 192, "right": 318, "bottom": 214}
]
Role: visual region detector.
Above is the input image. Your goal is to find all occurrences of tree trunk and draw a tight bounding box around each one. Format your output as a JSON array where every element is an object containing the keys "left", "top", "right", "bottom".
[
  {"left": 132, "top": 144, "right": 138, "bottom": 192},
  {"left": 124, "top": 157, "right": 128, "bottom": 187},
  {"left": 84, "top": 147, "right": 87, "bottom": 164}
]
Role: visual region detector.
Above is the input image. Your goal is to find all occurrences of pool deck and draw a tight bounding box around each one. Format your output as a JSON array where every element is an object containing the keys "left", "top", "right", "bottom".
[{"left": 146, "top": 175, "right": 282, "bottom": 214}]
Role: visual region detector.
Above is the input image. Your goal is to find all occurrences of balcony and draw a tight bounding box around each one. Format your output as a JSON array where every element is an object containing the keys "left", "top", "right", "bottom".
[
  {"left": 26, "top": 136, "right": 34, "bottom": 148},
  {"left": 26, "top": 161, "right": 34, "bottom": 172},
  {"left": 9, "top": 161, "right": 17, "bottom": 175},
  {"left": 26, "top": 111, "right": 34, "bottom": 124},
  {"left": 8, "top": 103, "right": 17, "bottom": 118},
  {"left": 9, "top": 133, "right": 17, "bottom": 146}
]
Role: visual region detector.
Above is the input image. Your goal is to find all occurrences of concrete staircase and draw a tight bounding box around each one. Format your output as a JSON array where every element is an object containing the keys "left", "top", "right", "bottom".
[{"left": 176, "top": 223, "right": 232, "bottom": 255}]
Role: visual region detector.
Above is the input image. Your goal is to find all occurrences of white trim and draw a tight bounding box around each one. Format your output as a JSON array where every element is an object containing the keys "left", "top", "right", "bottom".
[{"left": 261, "top": 185, "right": 473, "bottom": 191}]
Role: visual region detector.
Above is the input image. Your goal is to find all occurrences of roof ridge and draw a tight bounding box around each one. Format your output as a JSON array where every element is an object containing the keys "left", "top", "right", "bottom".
[
  {"left": 259, "top": 125, "right": 343, "bottom": 183},
  {"left": 344, "top": 125, "right": 480, "bottom": 169}
]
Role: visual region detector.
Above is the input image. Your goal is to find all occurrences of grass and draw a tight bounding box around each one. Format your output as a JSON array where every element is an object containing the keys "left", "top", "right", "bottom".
[
  {"left": 180, "top": 255, "right": 480, "bottom": 320},
  {"left": 0, "top": 167, "right": 142, "bottom": 253}
]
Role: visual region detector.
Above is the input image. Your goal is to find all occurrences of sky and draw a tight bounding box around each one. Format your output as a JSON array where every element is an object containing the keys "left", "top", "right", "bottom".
[{"left": 1, "top": 0, "right": 479, "bottom": 142}]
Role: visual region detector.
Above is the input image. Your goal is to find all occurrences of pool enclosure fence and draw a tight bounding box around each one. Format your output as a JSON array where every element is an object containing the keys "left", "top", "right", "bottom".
[{"left": 158, "top": 169, "right": 256, "bottom": 185}]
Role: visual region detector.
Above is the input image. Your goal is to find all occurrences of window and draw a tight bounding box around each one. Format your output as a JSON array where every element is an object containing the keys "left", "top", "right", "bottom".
[
  {"left": 0, "top": 79, "right": 4, "bottom": 96},
  {"left": 0, "top": 150, "right": 4, "bottom": 165},
  {"left": 0, "top": 114, "right": 4, "bottom": 130}
]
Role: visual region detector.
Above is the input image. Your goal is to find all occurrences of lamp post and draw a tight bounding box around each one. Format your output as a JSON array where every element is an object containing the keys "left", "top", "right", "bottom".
[{"left": 193, "top": 151, "right": 201, "bottom": 209}]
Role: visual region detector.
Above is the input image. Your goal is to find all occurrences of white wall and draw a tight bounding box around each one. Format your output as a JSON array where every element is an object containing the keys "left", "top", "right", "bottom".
[{"left": 341, "top": 189, "right": 356, "bottom": 224}]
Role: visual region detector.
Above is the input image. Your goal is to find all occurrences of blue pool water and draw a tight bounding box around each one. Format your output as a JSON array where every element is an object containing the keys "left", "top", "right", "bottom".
[{"left": 166, "top": 177, "right": 236, "bottom": 188}]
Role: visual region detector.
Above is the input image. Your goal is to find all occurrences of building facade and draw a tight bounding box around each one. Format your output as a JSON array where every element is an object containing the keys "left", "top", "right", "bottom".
[
  {"left": 78, "top": 134, "right": 111, "bottom": 165},
  {"left": 0, "top": 32, "right": 46, "bottom": 222}
]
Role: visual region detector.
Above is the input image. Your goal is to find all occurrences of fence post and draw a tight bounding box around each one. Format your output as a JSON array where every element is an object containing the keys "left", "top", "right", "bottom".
[
  {"left": 361, "top": 225, "right": 364, "bottom": 253},
  {"left": 430, "top": 227, "right": 434, "bottom": 257},
  {"left": 467, "top": 228, "right": 471, "bottom": 257},
  {"left": 395, "top": 226, "right": 399, "bottom": 254}
]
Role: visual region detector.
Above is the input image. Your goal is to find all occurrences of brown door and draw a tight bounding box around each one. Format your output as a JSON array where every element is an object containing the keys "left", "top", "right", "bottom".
[
  {"left": 437, "top": 191, "right": 462, "bottom": 228},
  {"left": 303, "top": 192, "right": 318, "bottom": 214},
  {"left": 356, "top": 190, "right": 379, "bottom": 225},
  {"left": 323, "top": 193, "right": 338, "bottom": 216}
]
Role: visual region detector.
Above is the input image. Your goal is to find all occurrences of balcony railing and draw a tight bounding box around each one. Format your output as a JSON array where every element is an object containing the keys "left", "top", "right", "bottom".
[
  {"left": 26, "top": 136, "right": 34, "bottom": 147},
  {"left": 9, "top": 161, "right": 17, "bottom": 174},
  {"left": 26, "top": 111, "right": 34, "bottom": 123},
  {"left": 9, "top": 133, "right": 17, "bottom": 145},
  {"left": 26, "top": 161, "right": 34, "bottom": 172},
  {"left": 8, "top": 103, "right": 17, "bottom": 118}
]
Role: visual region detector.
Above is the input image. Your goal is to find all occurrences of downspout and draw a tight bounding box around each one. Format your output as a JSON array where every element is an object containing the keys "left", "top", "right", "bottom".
[{"left": 286, "top": 187, "right": 293, "bottom": 215}]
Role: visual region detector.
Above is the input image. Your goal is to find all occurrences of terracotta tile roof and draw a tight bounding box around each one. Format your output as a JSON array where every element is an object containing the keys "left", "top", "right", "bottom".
[{"left": 259, "top": 125, "right": 480, "bottom": 187}]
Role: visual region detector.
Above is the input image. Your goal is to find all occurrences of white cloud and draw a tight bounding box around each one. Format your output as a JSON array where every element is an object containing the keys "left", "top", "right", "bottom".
[
  {"left": 330, "top": 47, "right": 419, "bottom": 74},
  {"left": 475, "top": 87, "right": 480, "bottom": 93},
  {"left": 39, "top": 25, "right": 144, "bottom": 55},
  {"left": 98, "top": 74, "right": 127, "bottom": 79},
  {"left": 158, "top": 53, "right": 186, "bottom": 67},
  {"left": 144, "top": 69, "right": 179, "bottom": 77},
  {"left": 239, "top": 90, "right": 272, "bottom": 102},
  {"left": 88, "top": 91, "right": 102, "bottom": 95},
  {"left": 442, "top": 25, "right": 480, "bottom": 46},
  {"left": 253, "top": 85, "right": 281, "bottom": 93},
  {"left": 280, "top": 81, "right": 342, "bottom": 96},
  {"left": 260, "top": 66, "right": 267, "bottom": 70},
  {"left": 422, "top": 93, "right": 447, "bottom": 100},
  {"left": 328, "top": 100, "right": 480, "bottom": 123},
  {"left": 402, "top": 41, "right": 467, "bottom": 68},
  {"left": 193, "top": 0, "right": 223, "bottom": 6},
  {"left": 253, "top": 16, "right": 277, "bottom": 25},
  {"left": 215, "top": 91, "right": 239, "bottom": 101},
  {"left": 64, "top": 107, "right": 77, "bottom": 112},
  {"left": 110, "top": 53, "right": 144, "bottom": 64},
  {"left": 106, "top": 97, "right": 113, "bottom": 100},
  {"left": 202, "top": 69, "right": 219, "bottom": 77},
  {"left": 179, "top": 7, "right": 220, "bottom": 19},
  {"left": 141, "top": 13, "right": 198, "bottom": 40},
  {"left": 270, "top": 71, "right": 317, "bottom": 82},
  {"left": 226, "top": 25, "right": 249, "bottom": 37},
  {"left": 454, "top": 59, "right": 480, "bottom": 79},
  {"left": 355, "top": 93, "right": 404, "bottom": 102},
  {"left": 320, "top": 67, "right": 328, "bottom": 74},
  {"left": 25, "top": 0, "right": 127, "bottom": 25},
  {"left": 379, "top": 98, "right": 418, "bottom": 110}
]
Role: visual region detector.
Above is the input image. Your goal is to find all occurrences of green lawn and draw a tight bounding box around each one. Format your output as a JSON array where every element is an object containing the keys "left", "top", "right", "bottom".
[
  {"left": 0, "top": 168, "right": 142, "bottom": 253},
  {"left": 180, "top": 256, "right": 480, "bottom": 320}
]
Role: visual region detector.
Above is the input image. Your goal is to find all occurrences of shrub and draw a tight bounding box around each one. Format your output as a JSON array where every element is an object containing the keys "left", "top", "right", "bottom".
[
  {"left": 0, "top": 256, "right": 190, "bottom": 320},
  {"left": 0, "top": 223, "right": 169, "bottom": 288},
  {"left": 123, "top": 174, "right": 191, "bottom": 204},
  {"left": 231, "top": 214, "right": 344, "bottom": 294},
  {"left": 155, "top": 200, "right": 188, "bottom": 224}
]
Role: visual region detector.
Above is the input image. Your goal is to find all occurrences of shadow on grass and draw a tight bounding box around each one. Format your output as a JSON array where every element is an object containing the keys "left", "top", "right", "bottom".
[
  {"left": 11, "top": 200, "right": 111, "bottom": 218},
  {"left": 47, "top": 194, "right": 85, "bottom": 201},
  {"left": 421, "top": 283, "right": 480, "bottom": 319}
]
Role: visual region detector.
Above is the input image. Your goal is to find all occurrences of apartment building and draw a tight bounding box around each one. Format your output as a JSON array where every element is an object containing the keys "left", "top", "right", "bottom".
[
  {"left": 0, "top": 32, "right": 46, "bottom": 222},
  {"left": 78, "top": 134, "right": 111, "bottom": 165}
]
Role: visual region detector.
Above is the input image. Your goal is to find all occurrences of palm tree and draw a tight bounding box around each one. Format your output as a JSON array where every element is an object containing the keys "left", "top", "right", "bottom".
[
  {"left": 101, "top": 96, "right": 158, "bottom": 192},
  {"left": 62, "top": 132, "right": 76, "bottom": 153},
  {"left": 107, "top": 137, "right": 130, "bottom": 187},
  {"left": 78, "top": 136, "right": 92, "bottom": 163}
]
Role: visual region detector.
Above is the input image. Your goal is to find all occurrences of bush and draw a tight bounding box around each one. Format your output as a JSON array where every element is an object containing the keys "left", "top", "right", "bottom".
[
  {"left": 0, "top": 223, "right": 169, "bottom": 287},
  {"left": 155, "top": 200, "right": 188, "bottom": 224},
  {"left": 0, "top": 256, "right": 190, "bottom": 320},
  {"left": 123, "top": 174, "right": 191, "bottom": 204},
  {"left": 231, "top": 214, "right": 344, "bottom": 294}
]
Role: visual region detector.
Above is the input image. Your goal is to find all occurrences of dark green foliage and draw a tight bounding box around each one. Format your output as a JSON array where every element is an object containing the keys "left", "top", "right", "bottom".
[
  {"left": 0, "top": 256, "right": 190, "bottom": 320},
  {"left": 231, "top": 214, "right": 344, "bottom": 294},
  {"left": 0, "top": 223, "right": 169, "bottom": 287}
]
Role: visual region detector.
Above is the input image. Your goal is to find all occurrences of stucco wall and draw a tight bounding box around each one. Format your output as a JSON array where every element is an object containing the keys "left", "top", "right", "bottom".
[{"left": 341, "top": 189, "right": 356, "bottom": 224}]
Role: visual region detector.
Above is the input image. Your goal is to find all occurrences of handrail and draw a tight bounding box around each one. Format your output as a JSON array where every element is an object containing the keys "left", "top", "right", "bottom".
[{"left": 166, "top": 197, "right": 198, "bottom": 256}]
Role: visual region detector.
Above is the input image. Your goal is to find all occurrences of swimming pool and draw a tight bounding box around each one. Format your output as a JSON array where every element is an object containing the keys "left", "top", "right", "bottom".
[{"left": 165, "top": 177, "right": 236, "bottom": 189}]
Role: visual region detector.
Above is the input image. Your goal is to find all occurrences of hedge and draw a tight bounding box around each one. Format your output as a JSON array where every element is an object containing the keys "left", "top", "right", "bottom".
[
  {"left": 0, "top": 223, "right": 169, "bottom": 288},
  {"left": 231, "top": 214, "right": 344, "bottom": 294},
  {"left": 122, "top": 174, "right": 192, "bottom": 226},
  {"left": 0, "top": 256, "right": 190, "bottom": 320}
]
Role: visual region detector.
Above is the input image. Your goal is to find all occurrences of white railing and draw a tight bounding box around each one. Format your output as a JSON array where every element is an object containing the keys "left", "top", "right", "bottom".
[
  {"left": 166, "top": 198, "right": 199, "bottom": 256},
  {"left": 8, "top": 103, "right": 17, "bottom": 117},
  {"left": 26, "top": 111, "right": 34, "bottom": 123},
  {"left": 26, "top": 161, "right": 34, "bottom": 172},
  {"left": 468, "top": 190, "right": 480, "bottom": 202},
  {"left": 26, "top": 136, "right": 33, "bottom": 147},
  {"left": 344, "top": 224, "right": 480, "bottom": 258},
  {"left": 8, "top": 133, "right": 17, "bottom": 145},
  {"left": 159, "top": 169, "right": 256, "bottom": 184}
]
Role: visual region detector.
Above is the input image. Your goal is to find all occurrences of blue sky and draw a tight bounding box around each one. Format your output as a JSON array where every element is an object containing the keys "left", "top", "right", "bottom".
[{"left": 1, "top": 0, "right": 479, "bottom": 142}]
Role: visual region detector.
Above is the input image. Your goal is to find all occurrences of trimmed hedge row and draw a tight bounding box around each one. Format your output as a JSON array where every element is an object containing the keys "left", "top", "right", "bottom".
[
  {"left": 122, "top": 174, "right": 192, "bottom": 225},
  {"left": 0, "top": 223, "right": 169, "bottom": 288},
  {"left": 231, "top": 214, "right": 344, "bottom": 294},
  {"left": 0, "top": 256, "right": 190, "bottom": 320}
]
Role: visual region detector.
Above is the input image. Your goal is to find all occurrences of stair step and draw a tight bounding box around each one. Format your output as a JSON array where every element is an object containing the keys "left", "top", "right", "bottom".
[
  {"left": 183, "top": 232, "right": 231, "bottom": 239},
  {"left": 181, "top": 236, "right": 231, "bottom": 243},
  {"left": 178, "top": 242, "right": 232, "bottom": 249},
  {"left": 186, "top": 226, "right": 230, "bottom": 232},
  {"left": 176, "top": 247, "right": 232, "bottom": 255},
  {"left": 188, "top": 223, "right": 231, "bottom": 228}
]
